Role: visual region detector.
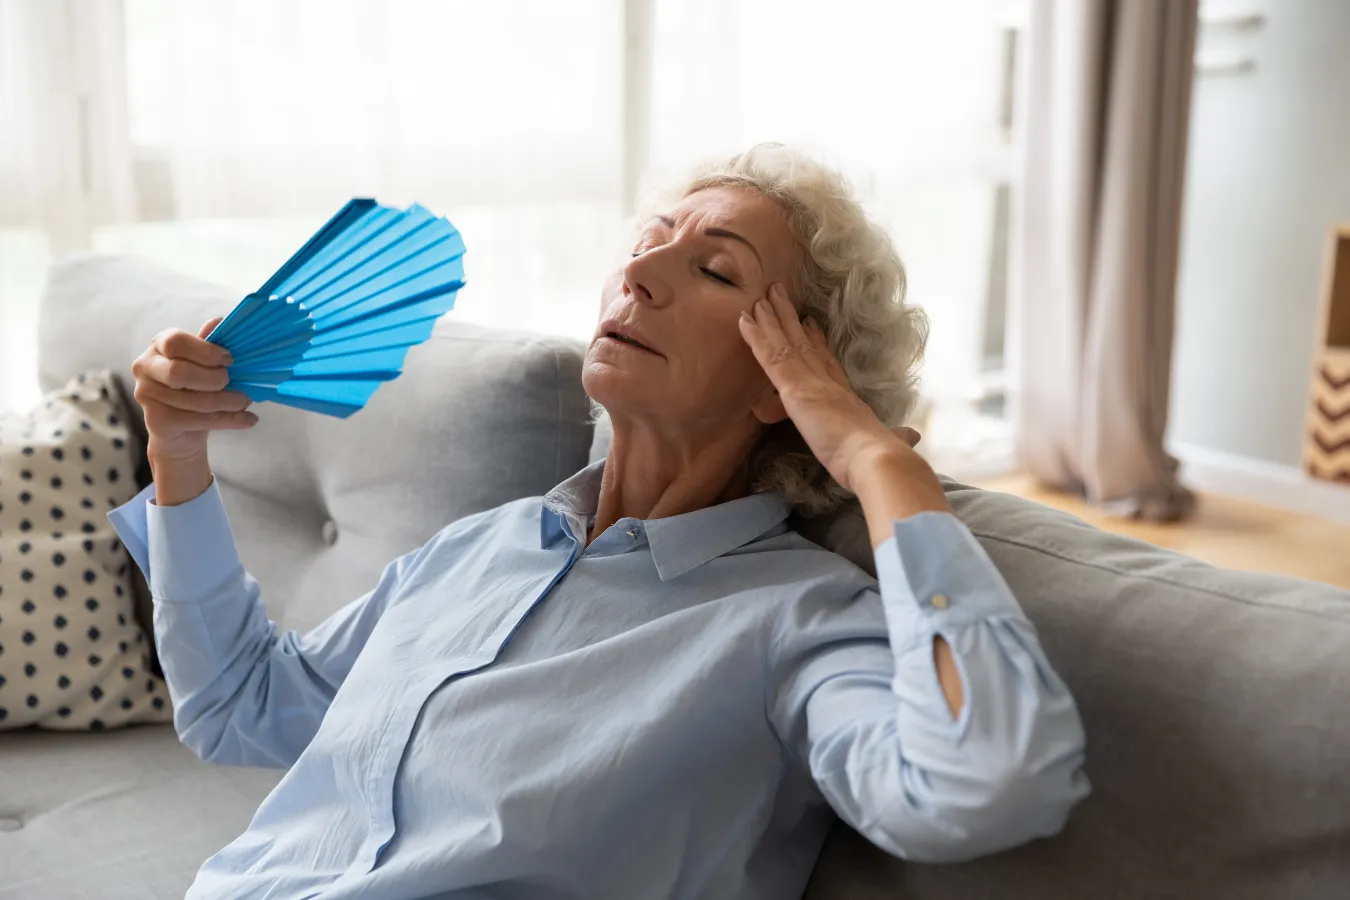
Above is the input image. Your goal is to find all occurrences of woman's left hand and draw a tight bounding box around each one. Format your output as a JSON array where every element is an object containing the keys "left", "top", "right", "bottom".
[{"left": 738, "top": 284, "right": 943, "bottom": 503}]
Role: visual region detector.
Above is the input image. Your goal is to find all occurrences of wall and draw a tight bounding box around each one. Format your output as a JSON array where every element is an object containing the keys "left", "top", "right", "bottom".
[{"left": 1169, "top": 0, "right": 1350, "bottom": 467}]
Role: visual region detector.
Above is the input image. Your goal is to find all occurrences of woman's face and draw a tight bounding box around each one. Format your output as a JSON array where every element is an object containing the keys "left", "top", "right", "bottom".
[{"left": 583, "top": 186, "right": 800, "bottom": 433}]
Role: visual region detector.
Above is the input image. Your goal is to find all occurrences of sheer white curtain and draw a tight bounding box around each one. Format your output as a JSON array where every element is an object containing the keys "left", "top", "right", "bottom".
[
  {"left": 0, "top": 0, "right": 135, "bottom": 243},
  {"left": 0, "top": 0, "right": 136, "bottom": 411},
  {"left": 2, "top": 0, "right": 1021, "bottom": 475},
  {"left": 123, "top": 0, "right": 623, "bottom": 216}
]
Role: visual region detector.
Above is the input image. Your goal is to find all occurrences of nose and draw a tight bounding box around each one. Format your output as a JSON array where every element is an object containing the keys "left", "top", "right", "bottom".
[{"left": 622, "top": 249, "right": 673, "bottom": 308}]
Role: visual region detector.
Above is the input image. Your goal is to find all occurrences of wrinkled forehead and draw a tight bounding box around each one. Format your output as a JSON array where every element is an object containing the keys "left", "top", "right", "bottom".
[{"left": 667, "top": 185, "right": 779, "bottom": 229}]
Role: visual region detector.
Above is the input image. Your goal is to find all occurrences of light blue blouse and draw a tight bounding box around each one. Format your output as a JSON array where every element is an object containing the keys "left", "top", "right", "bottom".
[{"left": 108, "top": 460, "right": 1089, "bottom": 900}]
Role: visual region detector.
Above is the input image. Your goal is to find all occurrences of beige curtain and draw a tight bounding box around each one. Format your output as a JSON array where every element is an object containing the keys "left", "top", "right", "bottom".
[{"left": 1016, "top": 0, "right": 1199, "bottom": 520}]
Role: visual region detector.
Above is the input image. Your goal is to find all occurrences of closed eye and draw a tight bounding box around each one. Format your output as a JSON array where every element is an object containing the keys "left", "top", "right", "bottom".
[{"left": 702, "top": 267, "right": 737, "bottom": 287}]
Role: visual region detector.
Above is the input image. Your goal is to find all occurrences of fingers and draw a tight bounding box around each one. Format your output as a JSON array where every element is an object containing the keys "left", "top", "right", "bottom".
[
  {"left": 134, "top": 375, "right": 251, "bottom": 414},
  {"left": 802, "top": 316, "right": 852, "bottom": 389},
  {"left": 134, "top": 351, "right": 232, "bottom": 393},
  {"left": 766, "top": 283, "right": 809, "bottom": 346},
  {"left": 132, "top": 318, "right": 255, "bottom": 446},
  {"left": 741, "top": 283, "right": 855, "bottom": 392},
  {"left": 142, "top": 402, "right": 258, "bottom": 437},
  {"left": 740, "top": 294, "right": 802, "bottom": 390},
  {"left": 152, "top": 325, "right": 232, "bottom": 368}
]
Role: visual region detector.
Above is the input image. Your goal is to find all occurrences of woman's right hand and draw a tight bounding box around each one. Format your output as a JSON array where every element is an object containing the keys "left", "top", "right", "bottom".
[{"left": 131, "top": 316, "right": 258, "bottom": 464}]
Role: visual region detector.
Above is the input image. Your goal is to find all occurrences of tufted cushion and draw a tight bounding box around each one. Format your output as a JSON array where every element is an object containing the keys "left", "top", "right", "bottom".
[{"left": 0, "top": 370, "right": 171, "bottom": 731}]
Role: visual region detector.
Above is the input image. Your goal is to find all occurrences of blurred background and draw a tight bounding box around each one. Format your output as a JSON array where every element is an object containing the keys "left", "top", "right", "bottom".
[
  {"left": 2, "top": 0, "right": 1348, "bottom": 576},
  {"left": 0, "top": 0, "right": 1037, "bottom": 470}
]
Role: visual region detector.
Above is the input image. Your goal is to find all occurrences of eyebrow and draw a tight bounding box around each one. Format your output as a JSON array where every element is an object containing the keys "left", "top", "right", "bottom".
[{"left": 655, "top": 215, "right": 763, "bottom": 269}]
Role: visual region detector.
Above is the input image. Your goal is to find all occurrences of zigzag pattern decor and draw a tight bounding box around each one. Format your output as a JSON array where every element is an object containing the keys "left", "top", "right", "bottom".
[{"left": 1304, "top": 225, "right": 1350, "bottom": 484}]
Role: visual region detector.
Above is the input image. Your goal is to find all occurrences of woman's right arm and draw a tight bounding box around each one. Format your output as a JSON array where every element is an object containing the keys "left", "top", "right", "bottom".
[
  {"left": 109, "top": 316, "right": 418, "bottom": 768},
  {"left": 109, "top": 477, "right": 427, "bottom": 769}
]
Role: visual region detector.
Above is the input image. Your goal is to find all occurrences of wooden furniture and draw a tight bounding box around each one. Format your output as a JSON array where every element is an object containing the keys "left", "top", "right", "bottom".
[{"left": 1305, "top": 224, "right": 1350, "bottom": 483}]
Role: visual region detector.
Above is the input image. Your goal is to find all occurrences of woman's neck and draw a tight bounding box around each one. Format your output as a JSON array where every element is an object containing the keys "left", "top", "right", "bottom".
[{"left": 588, "top": 418, "right": 760, "bottom": 546}]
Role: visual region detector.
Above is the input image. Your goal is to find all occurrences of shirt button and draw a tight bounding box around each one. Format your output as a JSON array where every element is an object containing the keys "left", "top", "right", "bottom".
[
  {"left": 930, "top": 593, "right": 950, "bottom": 609},
  {"left": 625, "top": 529, "right": 637, "bottom": 539},
  {"left": 321, "top": 520, "right": 339, "bottom": 546}
]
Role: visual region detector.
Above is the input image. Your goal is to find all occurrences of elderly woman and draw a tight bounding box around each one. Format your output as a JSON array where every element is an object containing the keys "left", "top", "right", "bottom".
[{"left": 111, "top": 143, "right": 1089, "bottom": 900}]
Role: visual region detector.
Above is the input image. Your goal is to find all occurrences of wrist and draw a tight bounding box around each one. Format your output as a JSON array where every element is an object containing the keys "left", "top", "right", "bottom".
[
  {"left": 849, "top": 439, "right": 928, "bottom": 491},
  {"left": 147, "top": 448, "right": 214, "bottom": 508},
  {"left": 850, "top": 443, "right": 951, "bottom": 549}
]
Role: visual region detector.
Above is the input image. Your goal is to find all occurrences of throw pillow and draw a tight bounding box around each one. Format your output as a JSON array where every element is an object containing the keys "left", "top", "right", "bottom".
[{"left": 0, "top": 369, "right": 171, "bottom": 730}]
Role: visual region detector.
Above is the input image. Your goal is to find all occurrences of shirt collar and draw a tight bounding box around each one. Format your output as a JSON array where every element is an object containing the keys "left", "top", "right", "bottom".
[
  {"left": 540, "top": 460, "right": 794, "bottom": 581},
  {"left": 540, "top": 460, "right": 605, "bottom": 548}
]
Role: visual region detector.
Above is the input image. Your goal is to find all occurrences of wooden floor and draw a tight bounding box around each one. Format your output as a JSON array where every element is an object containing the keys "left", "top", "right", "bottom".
[{"left": 975, "top": 474, "right": 1350, "bottom": 590}]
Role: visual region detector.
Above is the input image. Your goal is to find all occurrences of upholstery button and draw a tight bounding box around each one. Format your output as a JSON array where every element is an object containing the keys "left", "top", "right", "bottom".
[
  {"left": 930, "top": 594, "right": 950, "bottom": 609},
  {"left": 321, "top": 520, "right": 339, "bottom": 546},
  {"left": 0, "top": 817, "right": 22, "bottom": 832}
]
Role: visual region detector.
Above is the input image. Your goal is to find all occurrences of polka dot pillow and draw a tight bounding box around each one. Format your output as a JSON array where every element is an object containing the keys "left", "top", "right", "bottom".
[{"left": 0, "top": 369, "right": 171, "bottom": 730}]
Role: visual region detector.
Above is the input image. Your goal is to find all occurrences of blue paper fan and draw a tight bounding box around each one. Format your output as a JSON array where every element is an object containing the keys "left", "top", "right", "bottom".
[{"left": 204, "top": 198, "right": 466, "bottom": 418}]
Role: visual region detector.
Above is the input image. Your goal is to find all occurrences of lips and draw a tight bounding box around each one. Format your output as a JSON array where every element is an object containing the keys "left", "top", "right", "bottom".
[
  {"left": 597, "top": 321, "right": 663, "bottom": 358},
  {"left": 604, "top": 332, "right": 657, "bottom": 353}
]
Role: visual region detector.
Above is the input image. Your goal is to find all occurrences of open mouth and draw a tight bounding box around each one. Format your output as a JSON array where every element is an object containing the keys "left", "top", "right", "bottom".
[{"left": 603, "top": 331, "right": 661, "bottom": 356}]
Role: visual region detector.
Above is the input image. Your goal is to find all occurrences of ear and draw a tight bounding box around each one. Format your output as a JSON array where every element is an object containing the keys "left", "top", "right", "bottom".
[{"left": 750, "top": 387, "right": 788, "bottom": 425}]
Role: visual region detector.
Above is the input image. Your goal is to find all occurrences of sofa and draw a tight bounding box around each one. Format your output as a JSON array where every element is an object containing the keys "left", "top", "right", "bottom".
[{"left": 2, "top": 254, "right": 1349, "bottom": 899}]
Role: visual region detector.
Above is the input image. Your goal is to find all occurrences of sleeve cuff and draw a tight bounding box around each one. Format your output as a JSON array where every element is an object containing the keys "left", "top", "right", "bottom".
[
  {"left": 108, "top": 478, "right": 243, "bottom": 603},
  {"left": 107, "top": 482, "right": 157, "bottom": 583},
  {"left": 873, "top": 511, "right": 1027, "bottom": 649}
]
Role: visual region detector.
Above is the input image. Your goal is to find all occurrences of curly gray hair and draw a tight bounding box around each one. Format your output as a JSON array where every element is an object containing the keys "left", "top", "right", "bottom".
[{"left": 598, "top": 142, "right": 928, "bottom": 516}]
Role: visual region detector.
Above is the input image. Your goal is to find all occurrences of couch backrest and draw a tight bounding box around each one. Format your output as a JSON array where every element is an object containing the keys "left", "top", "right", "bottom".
[{"left": 40, "top": 255, "right": 1350, "bottom": 899}]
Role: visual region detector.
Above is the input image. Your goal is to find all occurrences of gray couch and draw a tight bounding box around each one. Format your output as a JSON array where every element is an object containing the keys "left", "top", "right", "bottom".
[{"left": 3, "top": 255, "right": 1349, "bottom": 899}]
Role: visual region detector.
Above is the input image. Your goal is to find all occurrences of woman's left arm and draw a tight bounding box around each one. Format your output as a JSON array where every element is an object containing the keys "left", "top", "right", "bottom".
[{"left": 741, "top": 287, "right": 1091, "bottom": 862}]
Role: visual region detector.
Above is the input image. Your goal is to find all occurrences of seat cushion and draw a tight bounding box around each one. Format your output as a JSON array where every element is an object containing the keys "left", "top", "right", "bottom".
[{"left": 0, "top": 724, "right": 279, "bottom": 899}]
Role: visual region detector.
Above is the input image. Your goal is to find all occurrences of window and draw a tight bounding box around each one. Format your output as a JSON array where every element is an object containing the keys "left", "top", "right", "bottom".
[{"left": 1, "top": 0, "right": 1028, "bottom": 480}]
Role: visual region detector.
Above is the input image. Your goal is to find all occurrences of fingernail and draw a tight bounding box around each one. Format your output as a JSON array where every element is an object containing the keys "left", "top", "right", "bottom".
[{"left": 221, "top": 353, "right": 234, "bottom": 366}]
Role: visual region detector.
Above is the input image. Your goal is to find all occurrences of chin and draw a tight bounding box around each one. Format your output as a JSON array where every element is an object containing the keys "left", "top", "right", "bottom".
[
  {"left": 581, "top": 357, "right": 659, "bottom": 418},
  {"left": 581, "top": 359, "right": 632, "bottom": 410}
]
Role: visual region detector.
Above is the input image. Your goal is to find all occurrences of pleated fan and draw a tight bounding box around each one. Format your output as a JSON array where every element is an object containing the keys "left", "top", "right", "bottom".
[{"left": 204, "top": 198, "right": 466, "bottom": 418}]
